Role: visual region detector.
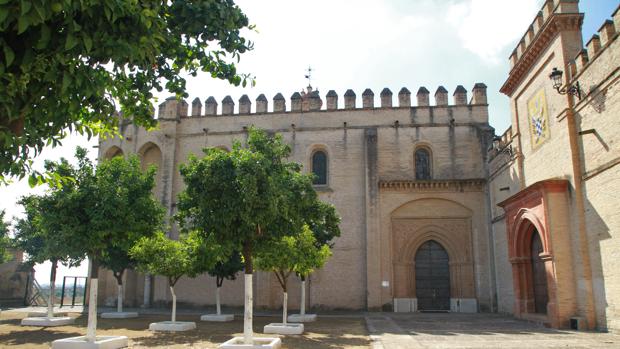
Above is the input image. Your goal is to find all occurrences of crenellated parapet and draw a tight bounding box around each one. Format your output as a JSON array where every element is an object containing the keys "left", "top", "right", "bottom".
[
  {"left": 569, "top": 6, "right": 620, "bottom": 78},
  {"left": 157, "top": 83, "right": 488, "bottom": 118},
  {"left": 501, "top": 0, "right": 583, "bottom": 96}
]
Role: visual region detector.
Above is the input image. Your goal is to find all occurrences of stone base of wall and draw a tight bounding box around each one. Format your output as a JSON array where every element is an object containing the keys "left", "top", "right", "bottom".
[
  {"left": 393, "top": 298, "right": 478, "bottom": 313},
  {"left": 451, "top": 298, "right": 478, "bottom": 313}
]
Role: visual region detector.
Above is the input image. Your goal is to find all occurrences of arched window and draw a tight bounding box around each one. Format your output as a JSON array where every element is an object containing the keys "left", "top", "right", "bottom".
[
  {"left": 312, "top": 150, "right": 328, "bottom": 186},
  {"left": 415, "top": 148, "right": 431, "bottom": 180}
]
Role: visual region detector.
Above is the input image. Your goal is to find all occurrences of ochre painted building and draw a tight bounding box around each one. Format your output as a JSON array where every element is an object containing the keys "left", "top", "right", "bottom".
[{"left": 96, "top": 0, "right": 620, "bottom": 331}]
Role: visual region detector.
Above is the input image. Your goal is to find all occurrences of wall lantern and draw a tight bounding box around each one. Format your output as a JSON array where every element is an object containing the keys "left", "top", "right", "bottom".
[
  {"left": 491, "top": 135, "right": 513, "bottom": 156},
  {"left": 549, "top": 67, "right": 581, "bottom": 100}
]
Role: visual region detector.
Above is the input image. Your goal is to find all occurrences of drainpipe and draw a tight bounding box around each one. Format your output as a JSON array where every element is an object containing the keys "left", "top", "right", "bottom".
[{"left": 564, "top": 70, "right": 596, "bottom": 329}]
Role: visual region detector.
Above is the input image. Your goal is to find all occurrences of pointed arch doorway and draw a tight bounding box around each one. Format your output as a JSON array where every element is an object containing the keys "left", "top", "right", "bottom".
[{"left": 415, "top": 240, "right": 450, "bottom": 311}]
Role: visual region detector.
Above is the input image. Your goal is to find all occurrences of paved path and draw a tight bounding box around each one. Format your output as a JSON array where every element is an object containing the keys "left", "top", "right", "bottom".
[{"left": 365, "top": 313, "right": 620, "bottom": 349}]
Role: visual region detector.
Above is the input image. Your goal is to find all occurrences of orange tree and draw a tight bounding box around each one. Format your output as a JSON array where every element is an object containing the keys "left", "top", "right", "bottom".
[{"left": 0, "top": 0, "right": 253, "bottom": 182}]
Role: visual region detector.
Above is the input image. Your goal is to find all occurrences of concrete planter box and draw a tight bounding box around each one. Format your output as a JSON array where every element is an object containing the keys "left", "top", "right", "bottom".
[
  {"left": 51, "top": 335, "right": 128, "bottom": 349},
  {"left": 287, "top": 314, "right": 317, "bottom": 323},
  {"left": 100, "top": 312, "right": 138, "bottom": 319},
  {"left": 201, "top": 314, "right": 234, "bottom": 322},
  {"left": 219, "top": 337, "right": 281, "bottom": 349},
  {"left": 21, "top": 316, "right": 74, "bottom": 327},
  {"left": 27, "top": 311, "right": 69, "bottom": 317},
  {"left": 263, "top": 323, "right": 304, "bottom": 335},
  {"left": 149, "top": 321, "right": 196, "bottom": 332}
]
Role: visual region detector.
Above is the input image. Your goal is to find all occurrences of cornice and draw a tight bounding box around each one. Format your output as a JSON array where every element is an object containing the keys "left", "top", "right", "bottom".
[{"left": 379, "top": 179, "right": 486, "bottom": 192}]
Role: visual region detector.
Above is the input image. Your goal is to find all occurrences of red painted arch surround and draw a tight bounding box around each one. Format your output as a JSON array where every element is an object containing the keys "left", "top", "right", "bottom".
[{"left": 499, "top": 179, "right": 569, "bottom": 328}]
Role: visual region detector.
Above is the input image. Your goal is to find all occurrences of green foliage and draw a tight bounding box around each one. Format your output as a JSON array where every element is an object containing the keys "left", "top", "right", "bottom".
[
  {"left": 94, "top": 155, "right": 165, "bottom": 281},
  {"left": 176, "top": 127, "right": 320, "bottom": 274},
  {"left": 25, "top": 147, "right": 165, "bottom": 277},
  {"left": 209, "top": 251, "right": 244, "bottom": 287},
  {"left": 0, "top": 210, "right": 12, "bottom": 263},
  {"left": 0, "top": 0, "right": 254, "bottom": 181},
  {"left": 13, "top": 177, "right": 85, "bottom": 268},
  {"left": 255, "top": 225, "right": 331, "bottom": 291},
  {"left": 130, "top": 230, "right": 218, "bottom": 287}
]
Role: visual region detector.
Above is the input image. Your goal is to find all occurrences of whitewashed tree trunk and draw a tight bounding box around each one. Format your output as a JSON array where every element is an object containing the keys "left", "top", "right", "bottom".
[
  {"left": 243, "top": 274, "right": 253, "bottom": 344},
  {"left": 117, "top": 284, "right": 123, "bottom": 313},
  {"left": 47, "top": 260, "right": 58, "bottom": 318},
  {"left": 300, "top": 280, "right": 306, "bottom": 315},
  {"left": 216, "top": 286, "right": 221, "bottom": 315},
  {"left": 282, "top": 292, "right": 288, "bottom": 325},
  {"left": 170, "top": 286, "right": 177, "bottom": 323},
  {"left": 143, "top": 274, "right": 151, "bottom": 307},
  {"left": 86, "top": 278, "right": 98, "bottom": 342}
]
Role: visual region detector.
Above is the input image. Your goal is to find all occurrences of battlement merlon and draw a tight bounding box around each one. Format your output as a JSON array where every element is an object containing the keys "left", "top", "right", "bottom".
[
  {"left": 153, "top": 84, "right": 488, "bottom": 120},
  {"left": 500, "top": 0, "right": 584, "bottom": 96},
  {"left": 569, "top": 6, "right": 620, "bottom": 78}
]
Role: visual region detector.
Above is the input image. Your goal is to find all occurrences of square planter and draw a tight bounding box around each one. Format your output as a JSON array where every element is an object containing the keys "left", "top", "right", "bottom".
[
  {"left": 51, "top": 335, "right": 128, "bottom": 349},
  {"left": 219, "top": 337, "right": 281, "bottom": 349},
  {"left": 263, "top": 323, "right": 304, "bottom": 335},
  {"left": 27, "top": 310, "right": 69, "bottom": 317},
  {"left": 201, "top": 314, "right": 234, "bottom": 322},
  {"left": 149, "top": 321, "right": 196, "bottom": 332},
  {"left": 287, "top": 314, "right": 317, "bottom": 323},
  {"left": 100, "top": 312, "right": 138, "bottom": 319},
  {"left": 21, "top": 316, "right": 75, "bottom": 327}
]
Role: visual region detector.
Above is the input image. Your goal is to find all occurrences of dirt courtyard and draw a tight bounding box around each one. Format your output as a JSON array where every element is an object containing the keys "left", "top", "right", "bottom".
[{"left": 0, "top": 311, "right": 371, "bottom": 348}]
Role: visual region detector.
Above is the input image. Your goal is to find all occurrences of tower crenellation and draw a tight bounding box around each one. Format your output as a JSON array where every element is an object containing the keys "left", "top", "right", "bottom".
[
  {"left": 434, "top": 86, "right": 448, "bottom": 106},
  {"left": 416, "top": 87, "right": 429, "bottom": 107},
  {"left": 326, "top": 90, "right": 338, "bottom": 110},
  {"left": 155, "top": 84, "right": 488, "bottom": 118},
  {"left": 453, "top": 85, "right": 467, "bottom": 106},
  {"left": 205, "top": 96, "right": 217, "bottom": 115},
  {"left": 256, "top": 94, "right": 268, "bottom": 113},
  {"left": 221, "top": 95, "right": 234, "bottom": 115},
  {"left": 191, "top": 97, "right": 202, "bottom": 117},
  {"left": 568, "top": 4, "right": 619, "bottom": 77},
  {"left": 273, "top": 93, "right": 286, "bottom": 112},
  {"left": 239, "top": 94, "right": 251, "bottom": 114},
  {"left": 290, "top": 92, "right": 302, "bottom": 112},
  {"left": 344, "top": 89, "right": 356, "bottom": 109},
  {"left": 380, "top": 88, "right": 393, "bottom": 108},
  {"left": 398, "top": 87, "right": 411, "bottom": 107},
  {"left": 362, "top": 88, "right": 374, "bottom": 109}
]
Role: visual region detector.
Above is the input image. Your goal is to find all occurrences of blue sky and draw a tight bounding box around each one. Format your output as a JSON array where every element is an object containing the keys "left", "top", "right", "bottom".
[{"left": 1, "top": 0, "right": 618, "bottom": 282}]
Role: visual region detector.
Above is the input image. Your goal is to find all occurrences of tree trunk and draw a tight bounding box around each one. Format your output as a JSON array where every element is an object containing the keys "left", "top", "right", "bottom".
[
  {"left": 170, "top": 286, "right": 177, "bottom": 323},
  {"left": 243, "top": 241, "right": 253, "bottom": 345},
  {"left": 300, "top": 279, "right": 306, "bottom": 316},
  {"left": 143, "top": 274, "right": 151, "bottom": 308},
  {"left": 86, "top": 258, "right": 100, "bottom": 343},
  {"left": 216, "top": 286, "right": 221, "bottom": 315},
  {"left": 282, "top": 292, "right": 288, "bottom": 325},
  {"left": 47, "top": 260, "right": 58, "bottom": 318},
  {"left": 114, "top": 270, "right": 124, "bottom": 313}
]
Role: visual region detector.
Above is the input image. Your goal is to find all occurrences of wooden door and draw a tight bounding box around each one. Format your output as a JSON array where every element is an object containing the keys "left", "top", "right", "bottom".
[
  {"left": 415, "top": 240, "right": 450, "bottom": 311},
  {"left": 531, "top": 232, "right": 548, "bottom": 314}
]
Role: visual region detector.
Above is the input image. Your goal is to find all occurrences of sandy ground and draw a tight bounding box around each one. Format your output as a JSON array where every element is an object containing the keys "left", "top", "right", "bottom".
[{"left": 0, "top": 311, "right": 371, "bottom": 348}]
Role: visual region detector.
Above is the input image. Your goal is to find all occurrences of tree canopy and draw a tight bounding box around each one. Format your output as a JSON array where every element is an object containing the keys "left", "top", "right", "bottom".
[
  {"left": 130, "top": 230, "right": 216, "bottom": 287},
  {"left": 29, "top": 147, "right": 165, "bottom": 280},
  {"left": 176, "top": 127, "right": 318, "bottom": 273},
  {"left": 13, "top": 193, "right": 84, "bottom": 268},
  {"left": 0, "top": 0, "right": 253, "bottom": 181},
  {"left": 255, "top": 225, "right": 331, "bottom": 292},
  {"left": 95, "top": 155, "right": 165, "bottom": 284}
]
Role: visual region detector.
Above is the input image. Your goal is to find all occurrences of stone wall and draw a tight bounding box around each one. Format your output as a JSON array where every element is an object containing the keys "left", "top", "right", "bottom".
[{"left": 99, "top": 84, "right": 494, "bottom": 311}]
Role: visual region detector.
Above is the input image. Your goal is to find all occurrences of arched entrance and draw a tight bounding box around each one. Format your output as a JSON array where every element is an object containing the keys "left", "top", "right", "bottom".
[
  {"left": 530, "top": 230, "right": 548, "bottom": 314},
  {"left": 415, "top": 240, "right": 450, "bottom": 311}
]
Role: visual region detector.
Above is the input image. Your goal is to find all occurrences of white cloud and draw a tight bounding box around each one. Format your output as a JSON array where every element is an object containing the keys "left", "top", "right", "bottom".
[{"left": 447, "top": 0, "right": 541, "bottom": 64}]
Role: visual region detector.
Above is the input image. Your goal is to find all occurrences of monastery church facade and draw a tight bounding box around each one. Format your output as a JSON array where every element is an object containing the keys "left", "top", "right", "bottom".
[{"left": 97, "top": 0, "right": 620, "bottom": 331}]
